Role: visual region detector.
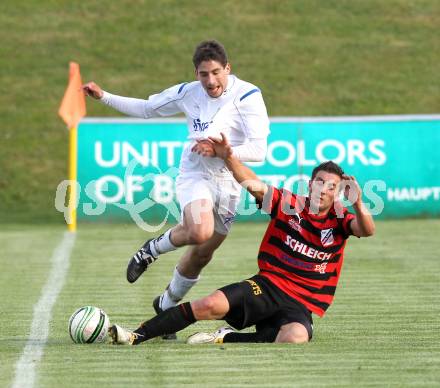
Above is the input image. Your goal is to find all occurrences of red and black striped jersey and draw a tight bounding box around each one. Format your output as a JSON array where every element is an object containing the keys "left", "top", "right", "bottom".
[{"left": 257, "top": 186, "right": 355, "bottom": 317}]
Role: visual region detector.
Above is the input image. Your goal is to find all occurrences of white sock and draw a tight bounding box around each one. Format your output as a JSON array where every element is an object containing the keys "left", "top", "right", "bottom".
[
  {"left": 149, "top": 229, "right": 177, "bottom": 257},
  {"left": 160, "top": 267, "right": 200, "bottom": 310}
]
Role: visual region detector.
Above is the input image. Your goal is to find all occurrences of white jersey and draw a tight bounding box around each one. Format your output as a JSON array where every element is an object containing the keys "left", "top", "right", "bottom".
[{"left": 141, "top": 75, "right": 270, "bottom": 175}]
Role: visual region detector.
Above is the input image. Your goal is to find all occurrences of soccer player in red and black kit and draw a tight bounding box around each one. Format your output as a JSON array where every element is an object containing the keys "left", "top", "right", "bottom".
[{"left": 109, "top": 133, "right": 375, "bottom": 345}]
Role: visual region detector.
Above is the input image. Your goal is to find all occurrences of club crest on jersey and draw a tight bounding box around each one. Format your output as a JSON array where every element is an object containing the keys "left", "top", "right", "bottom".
[
  {"left": 193, "top": 118, "right": 212, "bottom": 132},
  {"left": 321, "top": 228, "right": 334, "bottom": 247}
]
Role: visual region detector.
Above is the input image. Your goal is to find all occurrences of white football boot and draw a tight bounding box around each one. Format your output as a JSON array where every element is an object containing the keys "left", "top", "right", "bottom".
[
  {"left": 187, "top": 326, "right": 235, "bottom": 344},
  {"left": 108, "top": 324, "right": 143, "bottom": 345}
]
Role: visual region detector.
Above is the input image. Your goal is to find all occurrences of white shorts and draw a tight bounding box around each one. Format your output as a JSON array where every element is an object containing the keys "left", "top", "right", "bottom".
[{"left": 175, "top": 173, "right": 242, "bottom": 235}]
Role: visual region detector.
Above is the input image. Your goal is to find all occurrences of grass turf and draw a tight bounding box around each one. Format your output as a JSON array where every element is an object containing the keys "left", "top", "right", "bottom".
[{"left": 1, "top": 220, "right": 439, "bottom": 387}]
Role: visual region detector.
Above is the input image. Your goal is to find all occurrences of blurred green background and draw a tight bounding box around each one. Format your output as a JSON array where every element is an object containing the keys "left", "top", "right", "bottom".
[{"left": 1, "top": 0, "right": 438, "bottom": 223}]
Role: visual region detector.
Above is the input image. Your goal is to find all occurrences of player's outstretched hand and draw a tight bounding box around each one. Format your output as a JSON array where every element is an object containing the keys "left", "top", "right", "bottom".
[
  {"left": 82, "top": 82, "right": 104, "bottom": 99},
  {"left": 341, "top": 174, "right": 362, "bottom": 205},
  {"left": 208, "top": 132, "right": 233, "bottom": 160}
]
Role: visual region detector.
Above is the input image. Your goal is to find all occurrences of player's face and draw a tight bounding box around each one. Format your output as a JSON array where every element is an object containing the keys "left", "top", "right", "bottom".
[
  {"left": 308, "top": 171, "right": 342, "bottom": 214},
  {"left": 196, "top": 60, "right": 231, "bottom": 98}
]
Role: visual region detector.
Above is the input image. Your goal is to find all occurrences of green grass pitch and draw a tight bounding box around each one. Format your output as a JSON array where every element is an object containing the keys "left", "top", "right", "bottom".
[{"left": 1, "top": 220, "right": 439, "bottom": 387}]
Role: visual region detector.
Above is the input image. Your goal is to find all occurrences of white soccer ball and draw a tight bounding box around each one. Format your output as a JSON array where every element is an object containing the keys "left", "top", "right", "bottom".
[{"left": 68, "top": 306, "right": 110, "bottom": 343}]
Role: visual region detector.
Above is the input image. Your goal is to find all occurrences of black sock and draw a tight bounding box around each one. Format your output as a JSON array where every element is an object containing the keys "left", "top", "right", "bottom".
[
  {"left": 223, "top": 327, "right": 278, "bottom": 343},
  {"left": 133, "top": 302, "right": 196, "bottom": 344}
]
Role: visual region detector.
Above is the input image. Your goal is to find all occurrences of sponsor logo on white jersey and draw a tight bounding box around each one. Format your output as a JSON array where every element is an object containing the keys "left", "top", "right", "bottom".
[{"left": 193, "top": 118, "right": 212, "bottom": 132}]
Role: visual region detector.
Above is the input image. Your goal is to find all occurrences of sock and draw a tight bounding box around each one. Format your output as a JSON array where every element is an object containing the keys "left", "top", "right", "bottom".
[
  {"left": 148, "top": 229, "right": 177, "bottom": 257},
  {"left": 160, "top": 267, "right": 200, "bottom": 310},
  {"left": 133, "top": 302, "right": 196, "bottom": 344},
  {"left": 223, "top": 327, "right": 279, "bottom": 343}
]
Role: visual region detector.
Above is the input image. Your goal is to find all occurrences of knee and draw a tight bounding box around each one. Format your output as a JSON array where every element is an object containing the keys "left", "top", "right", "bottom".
[
  {"left": 276, "top": 324, "right": 310, "bottom": 344},
  {"left": 278, "top": 332, "right": 309, "bottom": 344},
  {"left": 191, "top": 296, "right": 219, "bottom": 320},
  {"left": 187, "top": 227, "right": 213, "bottom": 245}
]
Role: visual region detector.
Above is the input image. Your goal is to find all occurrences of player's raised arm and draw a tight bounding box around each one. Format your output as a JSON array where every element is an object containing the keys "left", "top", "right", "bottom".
[
  {"left": 82, "top": 81, "right": 150, "bottom": 118},
  {"left": 342, "top": 174, "right": 375, "bottom": 237},
  {"left": 82, "top": 81, "right": 184, "bottom": 119},
  {"left": 208, "top": 133, "right": 268, "bottom": 203}
]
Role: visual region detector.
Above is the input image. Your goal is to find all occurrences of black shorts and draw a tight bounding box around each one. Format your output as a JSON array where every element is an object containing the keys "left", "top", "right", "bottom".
[{"left": 219, "top": 274, "right": 313, "bottom": 340}]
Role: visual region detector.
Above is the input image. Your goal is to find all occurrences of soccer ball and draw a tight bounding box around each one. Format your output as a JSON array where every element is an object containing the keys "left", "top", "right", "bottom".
[{"left": 68, "top": 306, "right": 110, "bottom": 343}]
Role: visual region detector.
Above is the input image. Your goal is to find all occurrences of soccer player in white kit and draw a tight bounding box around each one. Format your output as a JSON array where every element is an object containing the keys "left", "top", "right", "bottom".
[{"left": 83, "top": 41, "right": 270, "bottom": 336}]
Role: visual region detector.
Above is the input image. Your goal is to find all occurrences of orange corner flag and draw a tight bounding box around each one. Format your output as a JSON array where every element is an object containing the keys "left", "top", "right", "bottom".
[
  {"left": 58, "top": 62, "right": 86, "bottom": 128},
  {"left": 59, "top": 62, "right": 85, "bottom": 232}
]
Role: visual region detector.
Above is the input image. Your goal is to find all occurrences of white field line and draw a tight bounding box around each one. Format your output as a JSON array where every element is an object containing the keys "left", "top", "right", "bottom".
[{"left": 11, "top": 231, "right": 76, "bottom": 388}]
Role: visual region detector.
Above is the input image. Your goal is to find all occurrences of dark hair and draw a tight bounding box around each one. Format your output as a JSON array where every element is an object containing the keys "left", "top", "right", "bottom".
[
  {"left": 311, "top": 161, "right": 344, "bottom": 180},
  {"left": 192, "top": 40, "right": 228, "bottom": 69}
]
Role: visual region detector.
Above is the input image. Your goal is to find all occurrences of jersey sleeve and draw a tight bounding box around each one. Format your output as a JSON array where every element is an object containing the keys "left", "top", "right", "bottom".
[
  {"left": 340, "top": 210, "right": 356, "bottom": 239},
  {"left": 144, "top": 83, "right": 188, "bottom": 118},
  {"left": 231, "top": 138, "right": 267, "bottom": 162},
  {"left": 258, "top": 186, "right": 285, "bottom": 218},
  {"left": 235, "top": 88, "right": 270, "bottom": 140}
]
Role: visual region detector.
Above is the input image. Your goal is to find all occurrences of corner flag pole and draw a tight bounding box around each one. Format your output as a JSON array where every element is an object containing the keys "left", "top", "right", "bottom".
[
  {"left": 58, "top": 62, "right": 86, "bottom": 233},
  {"left": 68, "top": 126, "right": 78, "bottom": 232}
]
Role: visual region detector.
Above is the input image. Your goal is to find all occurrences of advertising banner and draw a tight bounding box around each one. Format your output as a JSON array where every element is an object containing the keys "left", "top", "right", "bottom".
[{"left": 75, "top": 116, "right": 440, "bottom": 226}]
